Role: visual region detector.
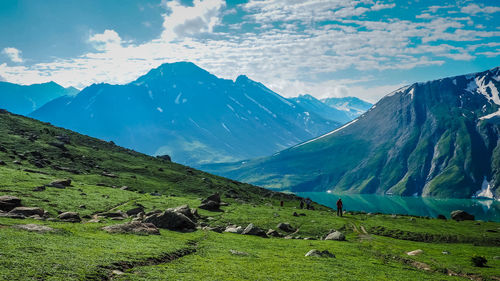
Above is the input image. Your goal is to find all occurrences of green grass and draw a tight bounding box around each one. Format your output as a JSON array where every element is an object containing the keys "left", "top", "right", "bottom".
[{"left": 0, "top": 110, "right": 499, "bottom": 280}]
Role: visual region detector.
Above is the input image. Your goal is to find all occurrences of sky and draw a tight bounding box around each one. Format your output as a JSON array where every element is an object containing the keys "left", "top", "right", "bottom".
[{"left": 0, "top": 0, "right": 499, "bottom": 102}]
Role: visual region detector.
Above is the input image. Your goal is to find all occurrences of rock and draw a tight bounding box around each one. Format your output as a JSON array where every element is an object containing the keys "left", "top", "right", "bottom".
[
  {"left": 13, "top": 160, "right": 22, "bottom": 165},
  {"left": 293, "top": 212, "right": 299, "bottom": 217},
  {"left": 241, "top": 223, "right": 268, "bottom": 238},
  {"left": 156, "top": 154, "right": 171, "bottom": 162},
  {"left": 120, "top": 186, "right": 130, "bottom": 191},
  {"left": 167, "top": 205, "right": 198, "bottom": 222},
  {"left": 0, "top": 160, "right": 6, "bottom": 165},
  {"left": 33, "top": 185, "right": 46, "bottom": 192},
  {"left": 8, "top": 207, "right": 44, "bottom": 218},
  {"left": 437, "top": 214, "right": 446, "bottom": 220},
  {"left": 442, "top": 251, "right": 450, "bottom": 255},
  {"left": 99, "top": 210, "right": 127, "bottom": 219},
  {"left": 203, "top": 226, "right": 225, "bottom": 233},
  {"left": 266, "top": 229, "right": 283, "bottom": 237},
  {"left": 102, "top": 172, "right": 118, "bottom": 178},
  {"left": 58, "top": 212, "right": 81, "bottom": 223},
  {"left": 199, "top": 200, "right": 221, "bottom": 211},
  {"left": 144, "top": 210, "right": 196, "bottom": 231},
  {"left": 325, "top": 231, "right": 346, "bottom": 241},
  {"left": 202, "top": 193, "right": 221, "bottom": 204},
  {"left": 79, "top": 205, "right": 86, "bottom": 209},
  {"left": 450, "top": 210, "right": 475, "bottom": 221},
  {"left": 305, "top": 249, "right": 336, "bottom": 258},
  {"left": 50, "top": 179, "right": 72, "bottom": 188},
  {"left": 493, "top": 256, "right": 500, "bottom": 260},
  {"left": 102, "top": 221, "right": 160, "bottom": 235},
  {"left": 48, "top": 141, "right": 67, "bottom": 150},
  {"left": 55, "top": 135, "right": 70, "bottom": 144},
  {"left": 126, "top": 205, "right": 145, "bottom": 216},
  {"left": 225, "top": 225, "right": 244, "bottom": 234},
  {"left": 229, "top": 249, "right": 249, "bottom": 256},
  {"left": 277, "top": 222, "right": 296, "bottom": 232},
  {"left": 0, "top": 195, "right": 22, "bottom": 212},
  {"left": 13, "top": 224, "right": 55, "bottom": 233},
  {"left": 407, "top": 249, "right": 424, "bottom": 256}
]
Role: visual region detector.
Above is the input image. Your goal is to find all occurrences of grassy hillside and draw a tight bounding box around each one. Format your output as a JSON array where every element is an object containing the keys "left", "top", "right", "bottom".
[{"left": 0, "top": 110, "right": 499, "bottom": 280}]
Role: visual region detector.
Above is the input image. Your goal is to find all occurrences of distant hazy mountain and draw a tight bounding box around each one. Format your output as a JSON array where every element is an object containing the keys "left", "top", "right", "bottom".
[
  {"left": 288, "top": 94, "right": 352, "bottom": 124},
  {"left": 0, "top": 81, "right": 78, "bottom": 115},
  {"left": 31, "top": 62, "right": 340, "bottom": 166},
  {"left": 204, "top": 66, "right": 500, "bottom": 199},
  {"left": 321, "top": 96, "right": 372, "bottom": 119}
]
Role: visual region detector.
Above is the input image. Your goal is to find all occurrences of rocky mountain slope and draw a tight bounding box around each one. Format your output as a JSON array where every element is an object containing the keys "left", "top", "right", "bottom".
[
  {"left": 30, "top": 62, "right": 339, "bottom": 166},
  {"left": 205, "top": 67, "right": 500, "bottom": 199},
  {"left": 0, "top": 81, "right": 78, "bottom": 115}
]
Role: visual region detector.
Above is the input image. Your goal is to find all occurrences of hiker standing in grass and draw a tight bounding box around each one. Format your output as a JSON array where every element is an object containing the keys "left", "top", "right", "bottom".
[
  {"left": 300, "top": 199, "right": 304, "bottom": 209},
  {"left": 336, "top": 198, "right": 343, "bottom": 217},
  {"left": 305, "top": 198, "right": 312, "bottom": 210}
]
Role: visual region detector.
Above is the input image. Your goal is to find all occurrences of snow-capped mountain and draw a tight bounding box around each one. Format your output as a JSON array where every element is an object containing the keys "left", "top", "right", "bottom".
[
  {"left": 0, "top": 81, "right": 78, "bottom": 115},
  {"left": 30, "top": 62, "right": 340, "bottom": 166},
  {"left": 321, "top": 96, "right": 372, "bottom": 120},
  {"left": 205, "top": 66, "right": 500, "bottom": 199},
  {"left": 288, "top": 94, "right": 352, "bottom": 124}
]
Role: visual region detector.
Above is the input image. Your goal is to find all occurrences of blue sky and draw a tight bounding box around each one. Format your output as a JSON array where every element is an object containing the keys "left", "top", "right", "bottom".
[{"left": 0, "top": 0, "right": 499, "bottom": 102}]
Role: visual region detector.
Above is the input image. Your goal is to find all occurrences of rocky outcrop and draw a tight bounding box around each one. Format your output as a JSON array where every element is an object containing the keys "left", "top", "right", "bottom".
[
  {"left": 450, "top": 210, "right": 475, "bottom": 221},
  {"left": 325, "top": 231, "right": 346, "bottom": 241},
  {"left": 102, "top": 221, "right": 160, "bottom": 235},
  {"left": 0, "top": 195, "right": 22, "bottom": 212},
  {"left": 58, "top": 212, "right": 81, "bottom": 223},
  {"left": 241, "top": 223, "right": 268, "bottom": 238},
  {"left": 144, "top": 210, "right": 196, "bottom": 232},
  {"left": 199, "top": 193, "right": 221, "bottom": 211}
]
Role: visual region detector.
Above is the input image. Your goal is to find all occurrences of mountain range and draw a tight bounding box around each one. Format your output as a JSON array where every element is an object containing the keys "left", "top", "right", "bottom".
[
  {"left": 0, "top": 81, "right": 78, "bottom": 115},
  {"left": 30, "top": 62, "right": 355, "bottom": 166},
  {"left": 321, "top": 96, "right": 373, "bottom": 120},
  {"left": 204, "top": 66, "right": 500, "bottom": 199}
]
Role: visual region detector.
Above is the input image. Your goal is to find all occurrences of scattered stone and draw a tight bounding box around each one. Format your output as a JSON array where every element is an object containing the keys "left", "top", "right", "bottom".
[
  {"left": 167, "top": 205, "right": 198, "bottom": 222},
  {"left": 102, "top": 221, "right": 160, "bottom": 235},
  {"left": 325, "top": 231, "right": 346, "bottom": 241},
  {"left": 13, "top": 224, "right": 54, "bottom": 233},
  {"left": 55, "top": 135, "right": 70, "bottom": 144},
  {"left": 277, "top": 222, "right": 296, "bottom": 232},
  {"left": 266, "top": 229, "right": 282, "bottom": 237},
  {"left": 437, "top": 214, "right": 446, "bottom": 220},
  {"left": 13, "top": 160, "right": 22, "bottom": 165},
  {"left": 126, "top": 205, "right": 145, "bottom": 216},
  {"left": 48, "top": 141, "right": 67, "bottom": 150},
  {"left": 150, "top": 192, "right": 161, "bottom": 196},
  {"left": 407, "top": 249, "right": 424, "bottom": 256},
  {"left": 79, "top": 205, "right": 86, "bottom": 209},
  {"left": 144, "top": 210, "right": 196, "bottom": 231},
  {"left": 229, "top": 249, "right": 249, "bottom": 256},
  {"left": 450, "top": 210, "right": 475, "bottom": 221},
  {"left": 293, "top": 212, "right": 298, "bottom": 217},
  {"left": 225, "top": 225, "right": 244, "bottom": 234},
  {"left": 33, "top": 185, "right": 46, "bottom": 192},
  {"left": 99, "top": 210, "right": 127, "bottom": 219},
  {"left": 120, "top": 186, "right": 130, "bottom": 191},
  {"left": 493, "top": 256, "right": 500, "bottom": 260},
  {"left": 305, "top": 249, "right": 336, "bottom": 258},
  {"left": 50, "top": 179, "right": 72, "bottom": 188},
  {"left": 203, "top": 226, "right": 224, "bottom": 233},
  {"left": 8, "top": 207, "right": 44, "bottom": 218},
  {"left": 58, "top": 212, "right": 81, "bottom": 223},
  {"left": 241, "top": 223, "right": 268, "bottom": 238},
  {"left": 101, "top": 172, "right": 118, "bottom": 178},
  {"left": 0, "top": 195, "right": 22, "bottom": 212},
  {"left": 112, "top": 270, "right": 124, "bottom": 276},
  {"left": 442, "top": 251, "right": 450, "bottom": 255}
]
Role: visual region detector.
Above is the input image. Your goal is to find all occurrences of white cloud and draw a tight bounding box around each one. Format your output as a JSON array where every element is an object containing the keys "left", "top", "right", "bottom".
[
  {"left": 2, "top": 47, "right": 23, "bottom": 63},
  {"left": 89, "top": 29, "right": 123, "bottom": 51},
  {"left": 461, "top": 4, "right": 500, "bottom": 15},
  {"left": 161, "top": 0, "right": 225, "bottom": 41}
]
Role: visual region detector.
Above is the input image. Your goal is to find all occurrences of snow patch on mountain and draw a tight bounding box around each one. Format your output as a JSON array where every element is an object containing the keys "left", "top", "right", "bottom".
[
  {"left": 474, "top": 177, "right": 495, "bottom": 199},
  {"left": 244, "top": 93, "right": 277, "bottom": 118},
  {"left": 295, "top": 118, "right": 359, "bottom": 148}
]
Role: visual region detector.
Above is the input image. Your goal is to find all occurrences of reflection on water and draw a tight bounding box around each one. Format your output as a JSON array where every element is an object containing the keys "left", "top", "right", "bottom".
[{"left": 296, "top": 192, "right": 500, "bottom": 222}]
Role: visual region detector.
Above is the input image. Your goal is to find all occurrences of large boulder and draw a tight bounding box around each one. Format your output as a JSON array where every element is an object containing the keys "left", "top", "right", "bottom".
[
  {"left": 167, "top": 205, "right": 198, "bottom": 222},
  {"left": 99, "top": 210, "right": 128, "bottom": 220},
  {"left": 58, "top": 212, "right": 81, "bottom": 223},
  {"left": 102, "top": 221, "right": 160, "bottom": 235},
  {"left": 450, "top": 210, "right": 475, "bottom": 221},
  {"left": 7, "top": 207, "right": 44, "bottom": 218},
  {"left": 241, "top": 223, "right": 268, "bottom": 238},
  {"left": 325, "top": 231, "right": 346, "bottom": 241},
  {"left": 277, "top": 222, "right": 296, "bottom": 232},
  {"left": 199, "top": 193, "right": 221, "bottom": 211},
  {"left": 126, "top": 205, "right": 145, "bottom": 217},
  {"left": 0, "top": 195, "right": 22, "bottom": 212},
  {"left": 266, "top": 229, "right": 283, "bottom": 237},
  {"left": 144, "top": 210, "right": 196, "bottom": 231}
]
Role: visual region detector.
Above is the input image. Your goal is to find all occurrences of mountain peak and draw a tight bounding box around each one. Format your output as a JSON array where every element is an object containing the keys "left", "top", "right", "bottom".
[{"left": 235, "top": 75, "right": 250, "bottom": 84}]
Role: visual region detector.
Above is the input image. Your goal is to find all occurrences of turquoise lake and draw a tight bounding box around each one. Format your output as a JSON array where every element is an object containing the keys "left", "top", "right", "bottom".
[{"left": 296, "top": 192, "right": 500, "bottom": 222}]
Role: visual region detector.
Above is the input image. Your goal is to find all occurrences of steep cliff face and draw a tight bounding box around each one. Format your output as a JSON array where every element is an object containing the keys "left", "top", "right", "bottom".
[{"left": 206, "top": 67, "right": 500, "bottom": 199}]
